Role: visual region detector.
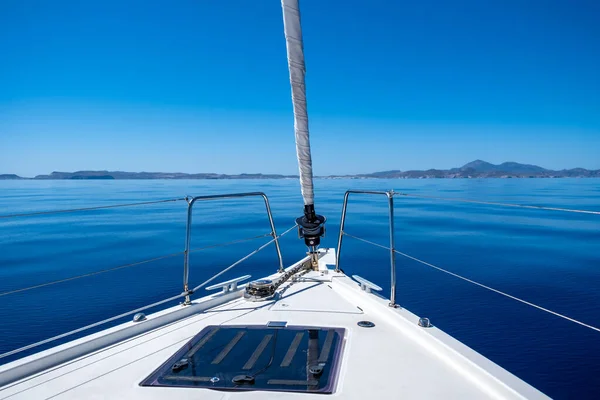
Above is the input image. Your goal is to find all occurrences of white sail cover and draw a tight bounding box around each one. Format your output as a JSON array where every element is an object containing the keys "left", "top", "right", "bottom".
[{"left": 281, "top": 0, "right": 314, "bottom": 206}]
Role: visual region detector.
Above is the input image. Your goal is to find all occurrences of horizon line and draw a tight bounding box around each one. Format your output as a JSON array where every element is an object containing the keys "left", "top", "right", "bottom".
[{"left": 2, "top": 159, "right": 600, "bottom": 179}]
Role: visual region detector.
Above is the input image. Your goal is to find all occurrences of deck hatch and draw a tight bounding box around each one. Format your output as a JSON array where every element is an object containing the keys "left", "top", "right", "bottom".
[{"left": 140, "top": 325, "right": 345, "bottom": 394}]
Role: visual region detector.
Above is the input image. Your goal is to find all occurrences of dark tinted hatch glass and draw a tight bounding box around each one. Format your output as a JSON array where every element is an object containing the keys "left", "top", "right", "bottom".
[{"left": 140, "top": 325, "right": 345, "bottom": 394}]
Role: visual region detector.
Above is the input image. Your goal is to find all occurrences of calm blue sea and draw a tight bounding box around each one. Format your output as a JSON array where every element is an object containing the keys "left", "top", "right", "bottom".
[{"left": 0, "top": 179, "right": 599, "bottom": 398}]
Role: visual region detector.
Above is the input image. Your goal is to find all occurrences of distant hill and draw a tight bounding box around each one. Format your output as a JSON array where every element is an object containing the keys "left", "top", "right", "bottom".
[
  {"left": 354, "top": 160, "right": 600, "bottom": 179},
  {"left": 460, "top": 160, "right": 548, "bottom": 174},
  {"left": 30, "top": 171, "right": 300, "bottom": 180},
  {"left": 0, "top": 174, "right": 23, "bottom": 180},
  {"left": 459, "top": 160, "right": 547, "bottom": 174},
  {"left": 1, "top": 161, "right": 599, "bottom": 180}
]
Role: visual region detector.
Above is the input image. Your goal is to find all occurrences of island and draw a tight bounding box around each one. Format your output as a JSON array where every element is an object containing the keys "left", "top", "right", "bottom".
[{"left": 1, "top": 160, "right": 599, "bottom": 180}]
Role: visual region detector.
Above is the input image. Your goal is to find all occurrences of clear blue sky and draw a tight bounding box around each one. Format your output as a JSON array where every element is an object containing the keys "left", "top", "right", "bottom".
[{"left": 1, "top": 0, "right": 599, "bottom": 177}]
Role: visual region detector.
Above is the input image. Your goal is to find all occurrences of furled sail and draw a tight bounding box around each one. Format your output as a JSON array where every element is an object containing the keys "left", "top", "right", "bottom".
[
  {"left": 281, "top": 0, "right": 314, "bottom": 206},
  {"left": 281, "top": 0, "right": 325, "bottom": 251}
]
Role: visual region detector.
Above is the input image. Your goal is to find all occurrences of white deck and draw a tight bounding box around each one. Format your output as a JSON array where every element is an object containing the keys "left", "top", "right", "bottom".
[{"left": 0, "top": 249, "right": 548, "bottom": 399}]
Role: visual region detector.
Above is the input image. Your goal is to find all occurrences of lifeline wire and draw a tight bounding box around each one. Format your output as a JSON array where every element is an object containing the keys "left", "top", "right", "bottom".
[
  {"left": 394, "top": 192, "right": 600, "bottom": 215},
  {"left": 0, "top": 233, "right": 271, "bottom": 298},
  {"left": 342, "top": 231, "right": 600, "bottom": 333},
  {"left": 192, "top": 224, "right": 298, "bottom": 293},
  {"left": 0, "top": 229, "right": 292, "bottom": 359},
  {"left": 0, "top": 198, "right": 186, "bottom": 219}
]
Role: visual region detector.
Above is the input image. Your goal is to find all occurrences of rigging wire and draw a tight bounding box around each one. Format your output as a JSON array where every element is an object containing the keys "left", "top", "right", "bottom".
[
  {"left": 0, "top": 198, "right": 186, "bottom": 219},
  {"left": 0, "top": 233, "right": 271, "bottom": 298},
  {"left": 394, "top": 192, "right": 600, "bottom": 215},
  {"left": 0, "top": 227, "right": 295, "bottom": 360},
  {"left": 2, "top": 193, "right": 597, "bottom": 220},
  {"left": 0, "top": 291, "right": 188, "bottom": 360},
  {"left": 342, "top": 231, "right": 600, "bottom": 333},
  {"left": 192, "top": 224, "right": 298, "bottom": 293}
]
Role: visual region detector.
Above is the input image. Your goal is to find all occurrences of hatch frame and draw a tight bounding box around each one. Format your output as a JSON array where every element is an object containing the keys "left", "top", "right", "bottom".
[{"left": 140, "top": 324, "right": 346, "bottom": 394}]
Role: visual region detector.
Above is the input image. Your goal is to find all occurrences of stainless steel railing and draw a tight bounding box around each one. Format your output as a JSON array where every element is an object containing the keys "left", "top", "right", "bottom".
[
  {"left": 4, "top": 187, "right": 597, "bottom": 361},
  {"left": 181, "top": 192, "right": 284, "bottom": 303},
  {"left": 334, "top": 188, "right": 600, "bottom": 332},
  {"left": 335, "top": 190, "right": 398, "bottom": 307},
  {"left": 0, "top": 192, "right": 291, "bottom": 360}
]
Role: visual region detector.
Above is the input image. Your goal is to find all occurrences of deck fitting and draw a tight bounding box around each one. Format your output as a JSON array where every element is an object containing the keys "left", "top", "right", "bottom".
[
  {"left": 357, "top": 321, "right": 375, "bottom": 328},
  {"left": 132, "top": 313, "right": 146, "bottom": 322},
  {"left": 418, "top": 317, "right": 432, "bottom": 328}
]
